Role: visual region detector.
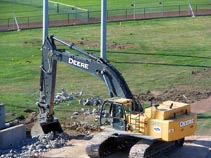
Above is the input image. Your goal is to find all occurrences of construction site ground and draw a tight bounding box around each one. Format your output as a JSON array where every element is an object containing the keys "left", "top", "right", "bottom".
[
  {"left": 40, "top": 95, "right": 211, "bottom": 158},
  {"left": 42, "top": 136, "right": 211, "bottom": 158}
]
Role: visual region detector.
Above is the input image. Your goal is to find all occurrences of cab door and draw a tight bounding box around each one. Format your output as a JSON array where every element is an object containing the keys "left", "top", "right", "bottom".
[{"left": 112, "top": 103, "right": 126, "bottom": 131}]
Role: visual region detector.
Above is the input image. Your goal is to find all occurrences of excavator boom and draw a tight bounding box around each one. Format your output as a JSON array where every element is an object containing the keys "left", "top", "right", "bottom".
[{"left": 36, "top": 35, "right": 143, "bottom": 134}]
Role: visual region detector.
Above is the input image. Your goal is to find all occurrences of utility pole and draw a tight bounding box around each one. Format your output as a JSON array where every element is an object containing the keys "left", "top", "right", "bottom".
[
  {"left": 101, "top": 0, "right": 107, "bottom": 59},
  {"left": 43, "top": 0, "right": 48, "bottom": 44}
]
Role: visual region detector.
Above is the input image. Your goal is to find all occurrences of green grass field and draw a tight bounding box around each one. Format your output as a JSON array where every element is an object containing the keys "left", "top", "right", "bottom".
[{"left": 0, "top": 16, "right": 211, "bottom": 134}]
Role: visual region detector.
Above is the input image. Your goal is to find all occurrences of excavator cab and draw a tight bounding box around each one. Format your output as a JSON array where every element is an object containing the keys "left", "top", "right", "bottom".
[
  {"left": 99, "top": 98, "right": 140, "bottom": 131},
  {"left": 100, "top": 99, "right": 127, "bottom": 131}
]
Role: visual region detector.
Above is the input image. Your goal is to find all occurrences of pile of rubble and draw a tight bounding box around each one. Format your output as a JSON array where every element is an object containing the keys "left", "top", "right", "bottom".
[
  {"left": 79, "top": 96, "right": 103, "bottom": 106},
  {"left": 0, "top": 132, "right": 71, "bottom": 158},
  {"left": 54, "top": 88, "right": 103, "bottom": 106},
  {"left": 54, "top": 89, "right": 83, "bottom": 104}
]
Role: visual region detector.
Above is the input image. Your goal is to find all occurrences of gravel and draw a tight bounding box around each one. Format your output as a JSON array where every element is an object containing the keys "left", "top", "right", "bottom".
[{"left": 0, "top": 132, "right": 71, "bottom": 158}]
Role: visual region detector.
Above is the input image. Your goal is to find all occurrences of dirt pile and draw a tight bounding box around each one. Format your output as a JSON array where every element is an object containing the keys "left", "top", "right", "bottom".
[{"left": 139, "top": 88, "right": 211, "bottom": 104}]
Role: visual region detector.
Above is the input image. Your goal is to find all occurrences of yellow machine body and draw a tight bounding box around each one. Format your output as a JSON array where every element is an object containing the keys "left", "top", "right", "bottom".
[{"left": 115, "top": 98, "right": 197, "bottom": 142}]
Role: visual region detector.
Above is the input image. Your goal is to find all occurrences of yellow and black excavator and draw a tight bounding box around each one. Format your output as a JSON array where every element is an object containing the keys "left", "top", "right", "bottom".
[{"left": 36, "top": 35, "right": 197, "bottom": 158}]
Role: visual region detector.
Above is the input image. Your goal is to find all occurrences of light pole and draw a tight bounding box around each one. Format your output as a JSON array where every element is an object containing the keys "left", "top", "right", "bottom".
[
  {"left": 43, "top": 0, "right": 48, "bottom": 44},
  {"left": 101, "top": 0, "right": 107, "bottom": 59}
]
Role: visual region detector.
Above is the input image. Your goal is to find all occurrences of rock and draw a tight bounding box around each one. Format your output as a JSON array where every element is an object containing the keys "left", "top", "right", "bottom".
[
  {"left": 83, "top": 111, "right": 90, "bottom": 116},
  {"left": 83, "top": 134, "right": 93, "bottom": 140},
  {"left": 92, "top": 108, "right": 97, "bottom": 114},
  {"left": 71, "top": 115, "right": 77, "bottom": 119},
  {"left": 72, "top": 112, "right": 79, "bottom": 116},
  {"left": 80, "top": 96, "right": 103, "bottom": 106},
  {"left": 54, "top": 89, "right": 83, "bottom": 105}
]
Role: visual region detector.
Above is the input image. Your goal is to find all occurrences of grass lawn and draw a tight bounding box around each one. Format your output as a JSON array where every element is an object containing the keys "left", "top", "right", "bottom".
[{"left": 0, "top": 16, "right": 211, "bottom": 134}]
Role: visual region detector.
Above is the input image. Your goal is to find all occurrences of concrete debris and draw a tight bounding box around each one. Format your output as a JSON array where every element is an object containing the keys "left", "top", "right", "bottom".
[
  {"left": 54, "top": 89, "right": 103, "bottom": 107},
  {"left": 92, "top": 108, "right": 98, "bottom": 114},
  {"left": 79, "top": 96, "right": 103, "bottom": 106},
  {"left": 54, "top": 88, "right": 83, "bottom": 104},
  {"left": 70, "top": 107, "right": 100, "bottom": 121},
  {"left": 72, "top": 111, "right": 79, "bottom": 116},
  {"left": 0, "top": 132, "right": 71, "bottom": 158},
  {"left": 69, "top": 121, "right": 98, "bottom": 134},
  {"left": 54, "top": 88, "right": 73, "bottom": 104}
]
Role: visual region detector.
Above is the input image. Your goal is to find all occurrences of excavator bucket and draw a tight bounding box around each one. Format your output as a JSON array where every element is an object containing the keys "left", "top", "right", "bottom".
[{"left": 31, "top": 119, "right": 63, "bottom": 137}]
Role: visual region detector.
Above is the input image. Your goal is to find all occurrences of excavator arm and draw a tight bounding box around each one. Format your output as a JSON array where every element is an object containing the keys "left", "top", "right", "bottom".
[{"left": 37, "top": 35, "right": 143, "bottom": 133}]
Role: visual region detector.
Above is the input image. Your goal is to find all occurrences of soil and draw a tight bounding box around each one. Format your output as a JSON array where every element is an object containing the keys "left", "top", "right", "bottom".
[{"left": 191, "top": 96, "right": 211, "bottom": 114}]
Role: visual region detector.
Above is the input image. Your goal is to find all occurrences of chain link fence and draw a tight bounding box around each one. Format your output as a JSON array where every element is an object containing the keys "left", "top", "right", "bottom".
[{"left": 0, "top": 4, "right": 211, "bottom": 31}]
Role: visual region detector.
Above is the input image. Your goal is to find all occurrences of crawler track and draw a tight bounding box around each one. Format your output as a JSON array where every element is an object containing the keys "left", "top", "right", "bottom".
[
  {"left": 129, "top": 139, "right": 179, "bottom": 158},
  {"left": 86, "top": 129, "right": 138, "bottom": 157},
  {"left": 86, "top": 129, "right": 184, "bottom": 158}
]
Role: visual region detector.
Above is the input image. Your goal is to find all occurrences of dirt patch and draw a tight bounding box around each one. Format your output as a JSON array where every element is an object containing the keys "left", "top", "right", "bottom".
[
  {"left": 74, "top": 39, "right": 99, "bottom": 49},
  {"left": 40, "top": 139, "right": 89, "bottom": 158},
  {"left": 72, "top": 39, "right": 137, "bottom": 51},
  {"left": 107, "top": 41, "right": 137, "bottom": 50},
  {"left": 23, "top": 40, "right": 40, "bottom": 46},
  {"left": 138, "top": 68, "right": 211, "bottom": 105},
  {"left": 139, "top": 88, "right": 211, "bottom": 105},
  {"left": 191, "top": 68, "right": 211, "bottom": 78},
  {"left": 191, "top": 96, "right": 211, "bottom": 114}
]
